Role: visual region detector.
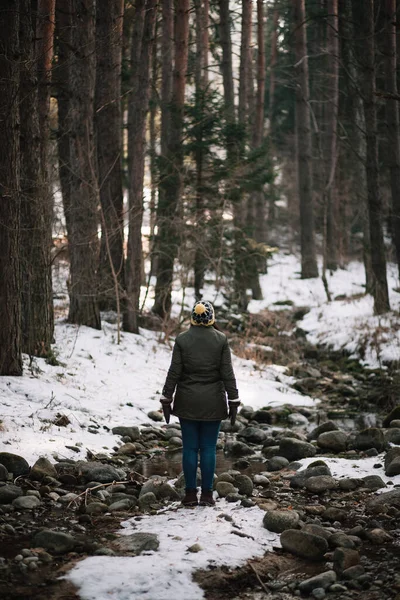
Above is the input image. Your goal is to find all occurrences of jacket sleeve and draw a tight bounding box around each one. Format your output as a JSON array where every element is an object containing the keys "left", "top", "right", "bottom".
[
  {"left": 220, "top": 338, "right": 239, "bottom": 400},
  {"left": 162, "top": 340, "right": 183, "bottom": 399}
]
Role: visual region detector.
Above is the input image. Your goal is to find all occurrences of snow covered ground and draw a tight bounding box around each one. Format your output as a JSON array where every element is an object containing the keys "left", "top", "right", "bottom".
[{"left": 1, "top": 252, "right": 400, "bottom": 599}]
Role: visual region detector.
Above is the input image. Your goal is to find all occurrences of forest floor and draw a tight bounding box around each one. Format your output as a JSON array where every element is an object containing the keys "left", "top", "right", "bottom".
[{"left": 1, "top": 253, "right": 400, "bottom": 599}]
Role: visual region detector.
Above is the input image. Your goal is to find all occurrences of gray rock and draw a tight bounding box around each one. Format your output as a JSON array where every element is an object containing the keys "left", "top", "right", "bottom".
[
  {"left": 225, "top": 441, "right": 253, "bottom": 457},
  {"left": 365, "top": 528, "right": 392, "bottom": 544},
  {"left": 33, "top": 529, "right": 75, "bottom": 554},
  {"left": 352, "top": 428, "right": 385, "bottom": 452},
  {"left": 116, "top": 443, "right": 137, "bottom": 455},
  {"left": 164, "top": 428, "right": 182, "bottom": 440},
  {"left": 79, "top": 462, "right": 123, "bottom": 483},
  {"left": 112, "top": 426, "right": 140, "bottom": 441},
  {"left": 138, "top": 492, "right": 157, "bottom": 510},
  {"left": 241, "top": 498, "right": 255, "bottom": 507},
  {"left": 362, "top": 475, "right": 386, "bottom": 491},
  {"left": 0, "top": 484, "right": 23, "bottom": 504},
  {"left": 367, "top": 488, "right": 400, "bottom": 510},
  {"left": 386, "top": 456, "right": 400, "bottom": 477},
  {"left": 390, "top": 419, "right": 400, "bottom": 428},
  {"left": 29, "top": 457, "right": 57, "bottom": 481},
  {"left": 265, "top": 456, "right": 289, "bottom": 471},
  {"left": 139, "top": 478, "right": 179, "bottom": 501},
  {"left": 85, "top": 502, "right": 108, "bottom": 515},
  {"left": 382, "top": 405, "right": 400, "bottom": 427},
  {"left": 108, "top": 499, "right": 135, "bottom": 512},
  {"left": 329, "top": 532, "right": 355, "bottom": 549},
  {"left": 278, "top": 438, "right": 316, "bottom": 461},
  {"left": 0, "top": 464, "right": 8, "bottom": 481},
  {"left": 288, "top": 412, "right": 309, "bottom": 426},
  {"left": 298, "top": 570, "right": 337, "bottom": 594},
  {"left": 116, "top": 532, "right": 159, "bottom": 555},
  {"left": 317, "top": 431, "right": 348, "bottom": 453},
  {"left": 333, "top": 547, "right": 360, "bottom": 574},
  {"left": 322, "top": 507, "right": 346, "bottom": 522},
  {"left": 147, "top": 410, "right": 163, "bottom": 422},
  {"left": 0, "top": 453, "right": 30, "bottom": 476},
  {"left": 232, "top": 474, "right": 253, "bottom": 496},
  {"left": 280, "top": 529, "right": 328, "bottom": 561},
  {"left": 93, "top": 548, "right": 116, "bottom": 556},
  {"left": 289, "top": 464, "right": 332, "bottom": 489},
  {"left": 307, "top": 420, "right": 339, "bottom": 441},
  {"left": 261, "top": 445, "right": 280, "bottom": 459},
  {"left": 384, "top": 428, "right": 400, "bottom": 445},
  {"left": 253, "top": 474, "right": 270, "bottom": 487},
  {"left": 263, "top": 510, "right": 300, "bottom": 533},
  {"left": 302, "top": 524, "right": 332, "bottom": 541},
  {"left": 338, "top": 478, "right": 362, "bottom": 491},
  {"left": 252, "top": 410, "right": 273, "bottom": 424},
  {"left": 216, "top": 473, "right": 235, "bottom": 485},
  {"left": 385, "top": 447, "right": 400, "bottom": 476},
  {"left": 168, "top": 436, "right": 182, "bottom": 446},
  {"left": 238, "top": 427, "right": 269, "bottom": 444},
  {"left": 342, "top": 565, "right": 365, "bottom": 580},
  {"left": 312, "top": 588, "right": 326, "bottom": 599},
  {"left": 240, "top": 405, "right": 255, "bottom": 419},
  {"left": 226, "top": 492, "right": 242, "bottom": 502},
  {"left": 216, "top": 481, "right": 237, "bottom": 497},
  {"left": 12, "top": 496, "right": 41, "bottom": 510},
  {"left": 305, "top": 475, "right": 337, "bottom": 494}
]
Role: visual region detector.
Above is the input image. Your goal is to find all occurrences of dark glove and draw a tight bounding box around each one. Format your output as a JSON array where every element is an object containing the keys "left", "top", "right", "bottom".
[
  {"left": 160, "top": 396, "right": 172, "bottom": 424},
  {"left": 228, "top": 400, "right": 240, "bottom": 426}
]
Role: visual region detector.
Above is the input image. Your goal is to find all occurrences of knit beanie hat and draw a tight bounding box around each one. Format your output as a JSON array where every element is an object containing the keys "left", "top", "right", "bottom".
[{"left": 190, "top": 301, "right": 215, "bottom": 327}]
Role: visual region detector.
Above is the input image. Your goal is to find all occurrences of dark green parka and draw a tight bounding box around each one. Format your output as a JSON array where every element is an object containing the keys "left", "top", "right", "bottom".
[{"left": 162, "top": 325, "right": 239, "bottom": 421}]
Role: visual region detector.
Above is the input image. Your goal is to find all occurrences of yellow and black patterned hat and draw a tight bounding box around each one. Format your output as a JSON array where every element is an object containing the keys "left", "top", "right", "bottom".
[{"left": 190, "top": 301, "right": 215, "bottom": 326}]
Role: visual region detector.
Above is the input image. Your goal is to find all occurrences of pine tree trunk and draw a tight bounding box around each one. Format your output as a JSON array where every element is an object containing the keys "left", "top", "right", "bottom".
[
  {"left": 67, "top": 0, "right": 101, "bottom": 328},
  {"left": 124, "top": 0, "right": 157, "bottom": 333},
  {"left": 20, "top": 0, "right": 54, "bottom": 357},
  {"left": 268, "top": 3, "right": 278, "bottom": 224},
  {"left": 0, "top": 0, "right": 22, "bottom": 375},
  {"left": 293, "top": 0, "right": 319, "bottom": 279},
  {"left": 55, "top": 0, "right": 72, "bottom": 240},
  {"left": 248, "top": 0, "right": 265, "bottom": 300},
  {"left": 193, "top": 0, "right": 209, "bottom": 300},
  {"left": 153, "top": 0, "right": 189, "bottom": 318},
  {"left": 324, "top": 0, "right": 339, "bottom": 272},
  {"left": 95, "top": 0, "right": 125, "bottom": 310},
  {"left": 352, "top": 0, "right": 390, "bottom": 314},
  {"left": 383, "top": 0, "right": 400, "bottom": 279}
]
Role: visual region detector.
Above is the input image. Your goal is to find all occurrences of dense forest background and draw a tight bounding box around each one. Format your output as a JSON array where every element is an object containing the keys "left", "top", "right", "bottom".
[{"left": 0, "top": 0, "right": 399, "bottom": 376}]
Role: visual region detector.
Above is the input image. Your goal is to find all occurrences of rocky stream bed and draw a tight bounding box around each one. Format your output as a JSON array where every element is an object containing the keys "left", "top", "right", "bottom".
[{"left": 1, "top": 312, "right": 400, "bottom": 600}]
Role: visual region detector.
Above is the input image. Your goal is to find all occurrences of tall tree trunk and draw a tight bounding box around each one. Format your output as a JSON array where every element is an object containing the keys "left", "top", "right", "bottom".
[
  {"left": 293, "top": 0, "right": 319, "bottom": 279},
  {"left": 0, "top": 0, "right": 22, "bottom": 375},
  {"left": 67, "top": 0, "right": 101, "bottom": 328},
  {"left": 124, "top": 0, "right": 157, "bottom": 333},
  {"left": 153, "top": 0, "right": 189, "bottom": 318},
  {"left": 268, "top": 3, "right": 278, "bottom": 224},
  {"left": 95, "top": 0, "right": 125, "bottom": 310},
  {"left": 324, "top": 0, "right": 339, "bottom": 272},
  {"left": 20, "top": 0, "right": 54, "bottom": 357},
  {"left": 149, "top": 15, "right": 159, "bottom": 263},
  {"left": 248, "top": 0, "right": 265, "bottom": 300},
  {"left": 55, "top": 0, "right": 72, "bottom": 242},
  {"left": 352, "top": 0, "right": 390, "bottom": 314},
  {"left": 383, "top": 0, "right": 400, "bottom": 278},
  {"left": 193, "top": 0, "right": 209, "bottom": 300},
  {"left": 151, "top": 0, "right": 172, "bottom": 281}
]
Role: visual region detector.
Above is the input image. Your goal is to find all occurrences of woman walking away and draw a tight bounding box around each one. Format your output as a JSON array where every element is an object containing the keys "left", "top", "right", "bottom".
[{"left": 160, "top": 301, "right": 240, "bottom": 507}]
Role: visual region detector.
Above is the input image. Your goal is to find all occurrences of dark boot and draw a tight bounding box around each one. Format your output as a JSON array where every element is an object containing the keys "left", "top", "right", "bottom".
[
  {"left": 199, "top": 490, "right": 215, "bottom": 506},
  {"left": 182, "top": 488, "right": 198, "bottom": 507}
]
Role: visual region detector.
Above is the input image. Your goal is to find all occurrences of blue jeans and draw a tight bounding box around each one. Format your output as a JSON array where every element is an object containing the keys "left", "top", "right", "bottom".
[{"left": 179, "top": 418, "right": 221, "bottom": 491}]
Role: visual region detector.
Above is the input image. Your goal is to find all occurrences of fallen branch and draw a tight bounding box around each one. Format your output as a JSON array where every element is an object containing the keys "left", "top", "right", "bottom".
[{"left": 249, "top": 562, "right": 270, "bottom": 595}]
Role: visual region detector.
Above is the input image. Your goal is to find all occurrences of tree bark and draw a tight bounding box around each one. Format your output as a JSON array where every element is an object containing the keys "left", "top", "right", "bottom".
[
  {"left": 352, "top": 0, "right": 390, "bottom": 314},
  {"left": 383, "top": 0, "right": 400, "bottom": 279},
  {"left": 124, "top": 0, "right": 157, "bottom": 333},
  {"left": 0, "top": 0, "right": 22, "bottom": 375},
  {"left": 20, "top": 0, "right": 54, "bottom": 357},
  {"left": 153, "top": 0, "right": 189, "bottom": 318},
  {"left": 293, "top": 0, "right": 319, "bottom": 279},
  {"left": 95, "top": 0, "right": 125, "bottom": 310},
  {"left": 66, "top": 0, "right": 101, "bottom": 328}
]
